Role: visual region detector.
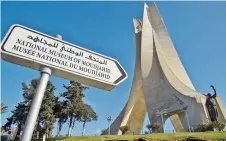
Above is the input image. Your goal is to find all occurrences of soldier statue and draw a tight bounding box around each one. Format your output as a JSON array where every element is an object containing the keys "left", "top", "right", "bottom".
[{"left": 205, "top": 85, "right": 218, "bottom": 122}]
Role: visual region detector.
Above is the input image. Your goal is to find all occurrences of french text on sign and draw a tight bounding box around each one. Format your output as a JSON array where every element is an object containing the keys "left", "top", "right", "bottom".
[{"left": 1, "top": 24, "right": 127, "bottom": 90}]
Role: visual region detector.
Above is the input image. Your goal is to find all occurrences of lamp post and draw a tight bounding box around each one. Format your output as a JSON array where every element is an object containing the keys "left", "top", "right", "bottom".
[
  {"left": 107, "top": 116, "right": 113, "bottom": 135},
  {"left": 156, "top": 109, "right": 167, "bottom": 132}
]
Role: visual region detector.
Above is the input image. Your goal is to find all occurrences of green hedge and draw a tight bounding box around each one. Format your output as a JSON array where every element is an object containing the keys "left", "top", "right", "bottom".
[{"left": 197, "top": 122, "right": 225, "bottom": 132}]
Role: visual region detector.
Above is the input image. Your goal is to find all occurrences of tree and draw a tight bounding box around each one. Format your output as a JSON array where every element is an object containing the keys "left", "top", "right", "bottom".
[
  {"left": 21, "top": 80, "right": 40, "bottom": 139},
  {"left": 2, "top": 102, "right": 29, "bottom": 140},
  {"left": 2, "top": 79, "right": 56, "bottom": 140},
  {"left": 18, "top": 79, "right": 56, "bottom": 140},
  {"left": 60, "top": 81, "right": 88, "bottom": 137},
  {"left": 1, "top": 103, "right": 8, "bottom": 114},
  {"left": 79, "top": 104, "right": 98, "bottom": 136},
  {"left": 31, "top": 79, "right": 56, "bottom": 140},
  {"left": 53, "top": 97, "right": 68, "bottom": 137},
  {"left": 2, "top": 117, "right": 14, "bottom": 133},
  {"left": 12, "top": 102, "right": 29, "bottom": 140}
]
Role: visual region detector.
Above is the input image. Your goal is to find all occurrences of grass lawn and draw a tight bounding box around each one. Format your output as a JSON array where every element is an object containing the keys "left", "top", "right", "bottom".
[{"left": 48, "top": 132, "right": 226, "bottom": 141}]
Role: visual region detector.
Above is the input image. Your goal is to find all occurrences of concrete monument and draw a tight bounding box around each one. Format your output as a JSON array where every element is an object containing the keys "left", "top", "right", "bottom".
[{"left": 102, "top": 3, "right": 226, "bottom": 135}]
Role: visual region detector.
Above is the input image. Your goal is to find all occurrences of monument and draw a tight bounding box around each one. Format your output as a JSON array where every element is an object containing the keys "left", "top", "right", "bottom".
[{"left": 102, "top": 3, "right": 226, "bottom": 135}]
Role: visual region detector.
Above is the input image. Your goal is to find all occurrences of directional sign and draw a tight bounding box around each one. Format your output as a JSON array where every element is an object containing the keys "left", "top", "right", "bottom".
[{"left": 1, "top": 24, "right": 127, "bottom": 90}]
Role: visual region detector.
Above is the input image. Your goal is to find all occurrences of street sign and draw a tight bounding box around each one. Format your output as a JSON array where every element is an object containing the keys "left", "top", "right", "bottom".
[{"left": 1, "top": 24, "right": 127, "bottom": 90}]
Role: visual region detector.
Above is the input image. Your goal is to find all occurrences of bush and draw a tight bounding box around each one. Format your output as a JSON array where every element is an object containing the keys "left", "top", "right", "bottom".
[
  {"left": 100, "top": 129, "right": 107, "bottom": 135},
  {"left": 197, "top": 122, "right": 225, "bottom": 132},
  {"left": 150, "top": 123, "right": 162, "bottom": 131},
  {"left": 211, "top": 122, "right": 225, "bottom": 131},
  {"left": 146, "top": 123, "right": 162, "bottom": 133},
  {"left": 119, "top": 125, "right": 129, "bottom": 134},
  {"left": 197, "top": 123, "right": 213, "bottom": 132}
]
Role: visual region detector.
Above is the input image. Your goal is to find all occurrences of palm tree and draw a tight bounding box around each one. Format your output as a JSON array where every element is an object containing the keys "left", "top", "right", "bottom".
[{"left": 1, "top": 103, "right": 8, "bottom": 114}]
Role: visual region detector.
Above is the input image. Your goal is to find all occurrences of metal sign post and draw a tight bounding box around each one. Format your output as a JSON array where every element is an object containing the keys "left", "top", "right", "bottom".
[
  {"left": 20, "top": 67, "right": 51, "bottom": 141},
  {"left": 20, "top": 35, "right": 62, "bottom": 141}
]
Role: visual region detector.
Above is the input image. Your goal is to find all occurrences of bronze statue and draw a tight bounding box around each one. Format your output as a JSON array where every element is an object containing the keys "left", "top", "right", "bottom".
[{"left": 205, "top": 85, "right": 218, "bottom": 122}]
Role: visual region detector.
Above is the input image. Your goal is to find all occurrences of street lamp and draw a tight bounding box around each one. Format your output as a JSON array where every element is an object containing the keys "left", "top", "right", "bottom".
[
  {"left": 107, "top": 116, "right": 113, "bottom": 135},
  {"left": 156, "top": 109, "right": 167, "bottom": 132}
]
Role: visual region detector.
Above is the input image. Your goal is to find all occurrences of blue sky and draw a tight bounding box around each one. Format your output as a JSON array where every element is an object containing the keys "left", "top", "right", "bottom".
[{"left": 1, "top": 1, "right": 226, "bottom": 136}]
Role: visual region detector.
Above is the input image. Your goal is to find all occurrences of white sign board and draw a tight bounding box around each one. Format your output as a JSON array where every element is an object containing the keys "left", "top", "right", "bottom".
[{"left": 1, "top": 24, "right": 127, "bottom": 90}]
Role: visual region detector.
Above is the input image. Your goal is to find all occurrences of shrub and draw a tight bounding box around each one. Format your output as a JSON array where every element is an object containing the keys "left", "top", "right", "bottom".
[
  {"left": 150, "top": 123, "right": 162, "bottom": 131},
  {"left": 100, "top": 129, "right": 107, "bottom": 135},
  {"left": 146, "top": 123, "right": 162, "bottom": 133},
  {"left": 211, "top": 122, "right": 225, "bottom": 131},
  {"left": 197, "top": 123, "right": 207, "bottom": 131},
  {"left": 119, "top": 125, "right": 129, "bottom": 134},
  {"left": 197, "top": 123, "right": 213, "bottom": 132},
  {"left": 197, "top": 122, "right": 225, "bottom": 132}
]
